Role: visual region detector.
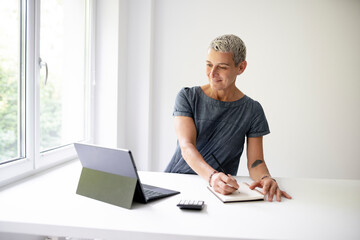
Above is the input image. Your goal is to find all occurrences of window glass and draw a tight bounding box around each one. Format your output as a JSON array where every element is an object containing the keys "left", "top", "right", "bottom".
[
  {"left": 0, "top": 1, "right": 22, "bottom": 163},
  {"left": 39, "top": 0, "right": 86, "bottom": 151}
]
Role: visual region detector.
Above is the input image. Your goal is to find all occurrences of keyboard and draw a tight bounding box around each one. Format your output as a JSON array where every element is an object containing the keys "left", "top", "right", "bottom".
[{"left": 143, "top": 188, "right": 164, "bottom": 199}]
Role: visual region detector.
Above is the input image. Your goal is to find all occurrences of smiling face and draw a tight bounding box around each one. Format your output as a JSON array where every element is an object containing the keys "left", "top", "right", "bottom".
[{"left": 206, "top": 48, "right": 247, "bottom": 92}]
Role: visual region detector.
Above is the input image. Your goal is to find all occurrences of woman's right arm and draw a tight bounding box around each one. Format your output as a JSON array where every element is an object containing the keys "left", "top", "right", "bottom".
[{"left": 174, "top": 116, "right": 238, "bottom": 194}]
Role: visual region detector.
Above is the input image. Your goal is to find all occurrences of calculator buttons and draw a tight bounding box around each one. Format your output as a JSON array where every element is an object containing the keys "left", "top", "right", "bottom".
[{"left": 177, "top": 200, "right": 205, "bottom": 210}]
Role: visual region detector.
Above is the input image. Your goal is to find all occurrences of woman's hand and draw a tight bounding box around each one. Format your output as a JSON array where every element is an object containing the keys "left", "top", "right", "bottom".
[
  {"left": 210, "top": 172, "right": 239, "bottom": 195},
  {"left": 249, "top": 177, "right": 292, "bottom": 202}
]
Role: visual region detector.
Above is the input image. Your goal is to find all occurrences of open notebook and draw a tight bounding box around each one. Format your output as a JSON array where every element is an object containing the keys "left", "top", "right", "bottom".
[{"left": 208, "top": 182, "right": 264, "bottom": 203}]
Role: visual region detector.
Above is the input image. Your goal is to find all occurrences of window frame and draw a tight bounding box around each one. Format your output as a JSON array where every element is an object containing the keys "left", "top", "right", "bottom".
[{"left": 0, "top": 0, "right": 95, "bottom": 187}]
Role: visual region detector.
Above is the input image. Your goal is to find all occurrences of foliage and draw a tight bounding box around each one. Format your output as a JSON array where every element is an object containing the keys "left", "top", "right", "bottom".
[
  {"left": 0, "top": 64, "right": 62, "bottom": 162},
  {"left": 40, "top": 80, "right": 62, "bottom": 150},
  {"left": 0, "top": 65, "right": 18, "bottom": 161}
]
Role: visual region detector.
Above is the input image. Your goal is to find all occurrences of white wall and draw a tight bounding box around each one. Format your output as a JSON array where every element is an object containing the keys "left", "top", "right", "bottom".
[
  {"left": 94, "top": 0, "right": 121, "bottom": 148},
  {"left": 95, "top": 0, "right": 154, "bottom": 171},
  {"left": 96, "top": 0, "right": 360, "bottom": 179}
]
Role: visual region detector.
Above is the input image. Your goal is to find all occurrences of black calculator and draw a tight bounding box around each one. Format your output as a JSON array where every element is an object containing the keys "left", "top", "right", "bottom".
[{"left": 177, "top": 200, "right": 205, "bottom": 210}]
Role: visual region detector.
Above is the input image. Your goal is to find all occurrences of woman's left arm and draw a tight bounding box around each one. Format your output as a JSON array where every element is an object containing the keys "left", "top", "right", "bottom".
[{"left": 247, "top": 136, "right": 292, "bottom": 202}]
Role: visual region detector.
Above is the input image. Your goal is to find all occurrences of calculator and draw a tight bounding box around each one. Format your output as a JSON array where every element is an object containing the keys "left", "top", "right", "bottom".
[{"left": 177, "top": 200, "right": 205, "bottom": 210}]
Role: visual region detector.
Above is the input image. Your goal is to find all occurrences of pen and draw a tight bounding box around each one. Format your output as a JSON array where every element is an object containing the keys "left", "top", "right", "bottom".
[
  {"left": 211, "top": 154, "right": 239, "bottom": 190},
  {"left": 211, "top": 154, "right": 228, "bottom": 175}
]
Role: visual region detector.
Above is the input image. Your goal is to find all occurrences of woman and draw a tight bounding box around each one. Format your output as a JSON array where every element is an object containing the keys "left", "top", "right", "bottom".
[{"left": 165, "top": 34, "right": 291, "bottom": 202}]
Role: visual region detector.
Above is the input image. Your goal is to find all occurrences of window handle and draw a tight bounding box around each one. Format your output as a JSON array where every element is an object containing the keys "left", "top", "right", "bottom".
[{"left": 39, "top": 58, "right": 48, "bottom": 86}]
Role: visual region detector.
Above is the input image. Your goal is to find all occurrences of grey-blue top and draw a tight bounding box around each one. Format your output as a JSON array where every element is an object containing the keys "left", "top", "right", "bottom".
[{"left": 165, "top": 86, "right": 270, "bottom": 175}]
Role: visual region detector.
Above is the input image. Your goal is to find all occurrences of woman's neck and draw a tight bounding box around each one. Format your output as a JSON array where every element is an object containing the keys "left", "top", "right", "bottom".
[{"left": 201, "top": 84, "right": 244, "bottom": 102}]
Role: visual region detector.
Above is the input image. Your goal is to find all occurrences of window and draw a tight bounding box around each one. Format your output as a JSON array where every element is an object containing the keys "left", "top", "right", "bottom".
[
  {"left": 40, "top": 0, "right": 88, "bottom": 152},
  {"left": 0, "top": 0, "right": 94, "bottom": 185},
  {"left": 0, "top": 0, "right": 24, "bottom": 164}
]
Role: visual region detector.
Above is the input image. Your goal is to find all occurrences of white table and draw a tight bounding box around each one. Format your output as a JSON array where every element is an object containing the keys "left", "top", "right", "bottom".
[{"left": 0, "top": 160, "right": 359, "bottom": 240}]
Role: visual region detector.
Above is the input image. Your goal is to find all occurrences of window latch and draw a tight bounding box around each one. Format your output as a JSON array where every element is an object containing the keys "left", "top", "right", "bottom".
[{"left": 39, "top": 57, "right": 48, "bottom": 86}]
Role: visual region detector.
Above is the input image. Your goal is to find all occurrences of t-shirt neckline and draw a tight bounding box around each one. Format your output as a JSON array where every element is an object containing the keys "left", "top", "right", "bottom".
[{"left": 195, "top": 86, "right": 249, "bottom": 107}]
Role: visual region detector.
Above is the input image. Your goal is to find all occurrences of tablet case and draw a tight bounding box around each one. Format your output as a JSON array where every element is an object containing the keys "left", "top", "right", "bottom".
[{"left": 76, "top": 167, "right": 137, "bottom": 209}]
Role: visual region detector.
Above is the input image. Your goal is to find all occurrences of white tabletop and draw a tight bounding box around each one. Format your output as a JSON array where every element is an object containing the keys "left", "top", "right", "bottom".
[{"left": 0, "top": 160, "right": 359, "bottom": 240}]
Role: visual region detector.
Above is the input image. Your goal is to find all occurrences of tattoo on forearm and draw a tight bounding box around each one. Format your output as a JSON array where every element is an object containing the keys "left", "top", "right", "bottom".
[{"left": 251, "top": 159, "right": 264, "bottom": 168}]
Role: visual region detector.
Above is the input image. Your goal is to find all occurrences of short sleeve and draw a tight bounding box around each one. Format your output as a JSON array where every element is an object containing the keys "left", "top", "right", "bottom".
[
  {"left": 173, "top": 87, "right": 194, "bottom": 118},
  {"left": 247, "top": 101, "right": 270, "bottom": 137}
]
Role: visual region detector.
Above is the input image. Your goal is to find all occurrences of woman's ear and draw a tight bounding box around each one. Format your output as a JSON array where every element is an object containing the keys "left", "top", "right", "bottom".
[{"left": 237, "top": 61, "right": 247, "bottom": 75}]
